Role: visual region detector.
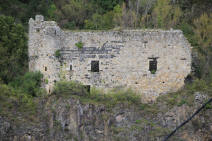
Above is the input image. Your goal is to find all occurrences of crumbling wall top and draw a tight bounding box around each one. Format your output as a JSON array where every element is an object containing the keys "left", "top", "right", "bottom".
[{"left": 35, "top": 15, "right": 44, "bottom": 22}]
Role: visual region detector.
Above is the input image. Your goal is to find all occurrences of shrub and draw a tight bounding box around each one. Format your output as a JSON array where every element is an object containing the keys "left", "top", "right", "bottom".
[
  {"left": 0, "top": 84, "right": 37, "bottom": 116},
  {"left": 55, "top": 49, "right": 61, "bottom": 58},
  {"left": 45, "top": 79, "right": 49, "bottom": 84},
  {"left": 109, "top": 88, "right": 141, "bottom": 105},
  {"left": 53, "top": 81, "right": 88, "bottom": 96},
  {"left": 81, "top": 87, "right": 141, "bottom": 107},
  {"left": 64, "top": 21, "right": 77, "bottom": 30},
  {"left": 150, "top": 70, "right": 156, "bottom": 74},
  {"left": 75, "top": 41, "right": 84, "bottom": 49},
  {"left": 9, "top": 71, "right": 44, "bottom": 97},
  {"left": 52, "top": 81, "right": 142, "bottom": 107}
]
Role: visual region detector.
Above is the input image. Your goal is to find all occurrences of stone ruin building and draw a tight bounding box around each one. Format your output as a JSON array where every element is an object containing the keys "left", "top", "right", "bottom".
[{"left": 28, "top": 15, "right": 192, "bottom": 101}]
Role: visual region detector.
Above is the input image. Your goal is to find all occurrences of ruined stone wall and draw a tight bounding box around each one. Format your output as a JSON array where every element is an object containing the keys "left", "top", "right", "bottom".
[
  {"left": 28, "top": 15, "right": 61, "bottom": 92},
  {"left": 28, "top": 15, "right": 192, "bottom": 101}
]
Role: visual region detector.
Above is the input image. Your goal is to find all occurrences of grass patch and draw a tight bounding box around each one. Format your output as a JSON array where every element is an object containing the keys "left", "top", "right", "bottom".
[
  {"left": 53, "top": 81, "right": 89, "bottom": 97},
  {"left": 52, "top": 81, "right": 143, "bottom": 108},
  {"left": 156, "top": 79, "right": 212, "bottom": 108}
]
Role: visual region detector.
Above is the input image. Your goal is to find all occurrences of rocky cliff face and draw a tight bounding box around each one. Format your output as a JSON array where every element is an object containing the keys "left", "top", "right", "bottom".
[{"left": 0, "top": 93, "right": 212, "bottom": 141}]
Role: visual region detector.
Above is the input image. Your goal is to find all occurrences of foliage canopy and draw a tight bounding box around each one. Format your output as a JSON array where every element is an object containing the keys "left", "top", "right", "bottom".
[{"left": 0, "top": 15, "right": 28, "bottom": 83}]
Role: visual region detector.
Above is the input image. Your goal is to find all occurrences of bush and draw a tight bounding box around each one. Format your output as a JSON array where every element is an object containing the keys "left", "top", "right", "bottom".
[
  {"left": 52, "top": 81, "right": 142, "bottom": 107},
  {"left": 9, "top": 71, "right": 44, "bottom": 97},
  {"left": 75, "top": 41, "right": 84, "bottom": 49},
  {"left": 53, "top": 81, "right": 88, "bottom": 96},
  {"left": 55, "top": 49, "right": 61, "bottom": 58},
  {"left": 79, "top": 86, "right": 141, "bottom": 106},
  {"left": 108, "top": 88, "right": 141, "bottom": 105},
  {"left": 64, "top": 21, "right": 77, "bottom": 30},
  {"left": 0, "top": 84, "right": 37, "bottom": 116}
]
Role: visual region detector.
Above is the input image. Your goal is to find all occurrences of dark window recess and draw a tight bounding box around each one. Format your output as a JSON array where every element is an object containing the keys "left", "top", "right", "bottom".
[
  {"left": 70, "top": 65, "right": 72, "bottom": 71},
  {"left": 54, "top": 80, "right": 57, "bottom": 83},
  {"left": 91, "top": 61, "right": 99, "bottom": 72},
  {"left": 84, "top": 85, "right": 90, "bottom": 93},
  {"left": 45, "top": 67, "right": 47, "bottom": 71},
  {"left": 149, "top": 59, "right": 157, "bottom": 74}
]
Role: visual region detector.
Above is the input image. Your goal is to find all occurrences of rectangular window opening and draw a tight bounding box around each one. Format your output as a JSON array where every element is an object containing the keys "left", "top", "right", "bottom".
[
  {"left": 45, "top": 66, "right": 47, "bottom": 71},
  {"left": 149, "top": 58, "right": 157, "bottom": 74},
  {"left": 91, "top": 61, "right": 99, "bottom": 72},
  {"left": 70, "top": 65, "right": 72, "bottom": 71}
]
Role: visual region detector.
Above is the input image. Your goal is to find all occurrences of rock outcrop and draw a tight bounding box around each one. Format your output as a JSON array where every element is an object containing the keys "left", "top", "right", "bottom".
[{"left": 0, "top": 93, "right": 211, "bottom": 141}]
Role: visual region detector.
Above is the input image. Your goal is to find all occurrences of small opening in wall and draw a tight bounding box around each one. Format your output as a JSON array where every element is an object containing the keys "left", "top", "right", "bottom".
[
  {"left": 45, "top": 67, "right": 47, "bottom": 71},
  {"left": 91, "top": 61, "right": 99, "bottom": 72},
  {"left": 36, "top": 28, "right": 40, "bottom": 32},
  {"left": 149, "top": 58, "right": 157, "bottom": 74},
  {"left": 54, "top": 80, "right": 57, "bottom": 83},
  {"left": 70, "top": 65, "right": 72, "bottom": 71},
  {"left": 49, "top": 89, "right": 51, "bottom": 93}
]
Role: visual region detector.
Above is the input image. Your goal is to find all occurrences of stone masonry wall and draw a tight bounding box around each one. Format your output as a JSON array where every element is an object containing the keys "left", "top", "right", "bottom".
[{"left": 28, "top": 15, "right": 192, "bottom": 101}]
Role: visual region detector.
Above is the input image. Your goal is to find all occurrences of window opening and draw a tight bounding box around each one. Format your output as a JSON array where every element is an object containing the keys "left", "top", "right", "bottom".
[
  {"left": 45, "top": 67, "right": 47, "bottom": 71},
  {"left": 70, "top": 65, "right": 72, "bottom": 71},
  {"left": 91, "top": 61, "right": 99, "bottom": 72},
  {"left": 149, "top": 58, "right": 157, "bottom": 74}
]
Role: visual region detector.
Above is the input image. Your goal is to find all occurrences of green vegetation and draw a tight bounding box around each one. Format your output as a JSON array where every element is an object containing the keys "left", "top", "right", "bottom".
[
  {"left": 156, "top": 79, "right": 212, "bottom": 110},
  {"left": 0, "top": 84, "right": 35, "bottom": 115},
  {"left": 9, "top": 71, "right": 44, "bottom": 97},
  {"left": 54, "top": 49, "right": 61, "bottom": 58},
  {"left": 150, "top": 70, "right": 156, "bottom": 74},
  {"left": 45, "top": 78, "right": 49, "bottom": 84},
  {"left": 0, "top": 15, "right": 28, "bottom": 84},
  {"left": 75, "top": 41, "right": 84, "bottom": 49},
  {"left": 53, "top": 81, "right": 141, "bottom": 108},
  {"left": 53, "top": 81, "right": 88, "bottom": 97},
  {"left": 0, "top": 71, "right": 45, "bottom": 122},
  {"left": 86, "top": 87, "right": 141, "bottom": 107}
]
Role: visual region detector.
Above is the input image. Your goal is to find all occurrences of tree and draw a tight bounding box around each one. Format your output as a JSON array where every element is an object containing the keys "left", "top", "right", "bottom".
[
  {"left": 60, "top": 0, "right": 94, "bottom": 28},
  {"left": 193, "top": 13, "right": 212, "bottom": 79},
  {"left": 113, "top": 4, "right": 123, "bottom": 27},
  {"left": 152, "top": 0, "right": 172, "bottom": 28},
  {"left": 0, "top": 15, "right": 28, "bottom": 83},
  {"left": 47, "top": 3, "right": 57, "bottom": 20},
  {"left": 152, "top": 0, "right": 182, "bottom": 29},
  {"left": 91, "top": 0, "right": 123, "bottom": 13},
  {"left": 193, "top": 13, "right": 212, "bottom": 51}
]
